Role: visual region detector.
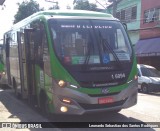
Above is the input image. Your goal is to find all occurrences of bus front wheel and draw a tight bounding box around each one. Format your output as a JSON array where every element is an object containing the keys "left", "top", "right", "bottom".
[{"left": 40, "top": 93, "right": 50, "bottom": 117}]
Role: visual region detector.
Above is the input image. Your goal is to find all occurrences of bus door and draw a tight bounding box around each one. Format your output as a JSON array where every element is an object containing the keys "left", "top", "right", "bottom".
[
  {"left": 0, "top": 45, "right": 3, "bottom": 72},
  {"left": 23, "top": 29, "right": 37, "bottom": 105},
  {"left": 17, "top": 32, "right": 28, "bottom": 99},
  {"left": 5, "top": 36, "right": 12, "bottom": 86}
]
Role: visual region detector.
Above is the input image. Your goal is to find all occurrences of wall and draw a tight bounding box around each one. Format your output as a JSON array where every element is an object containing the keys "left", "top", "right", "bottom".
[
  {"left": 107, "top": 0, "right": 141, "bottom": 45},
  {"left": 140, "top": 0, "right": 160, "bottom": 39}
]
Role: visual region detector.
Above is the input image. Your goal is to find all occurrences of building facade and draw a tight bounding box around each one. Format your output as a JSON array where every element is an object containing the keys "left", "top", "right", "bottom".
[
  {"left": 140, "top": 0, "right": 160, "bottom": 39},
  {"left": 136, "top": 0, "right": 160, "bottom": 70},
  {"left": 107, "top": 0, "right": 160, "bottom": 70},
  {"left": 107, "top": 0, "right": 141, "bottom": 45}
]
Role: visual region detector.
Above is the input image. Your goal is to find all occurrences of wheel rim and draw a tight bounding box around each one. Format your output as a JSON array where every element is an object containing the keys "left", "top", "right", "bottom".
[{"left": 142, "top": 86, "right": 147, "bottom": 93}]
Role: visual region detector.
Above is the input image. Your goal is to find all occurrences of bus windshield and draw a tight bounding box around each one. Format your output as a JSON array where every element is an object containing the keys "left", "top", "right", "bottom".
[{"left": 49, "top": 19, "right": 132, "bottom": 68}]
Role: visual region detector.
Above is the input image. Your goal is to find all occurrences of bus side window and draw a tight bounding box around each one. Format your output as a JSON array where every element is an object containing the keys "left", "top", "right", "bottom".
[
  {"left": 0, "top": 46, "right": 3, "bottom": 60},
  {"left": 6, "top": 37, "right": 10, "bottom": 57},
  {"left": 30, "top": 20, "right": 43, "bottom": 65},
  {"left": 33, "top": 30, "right": 42, "bottom": 60}
]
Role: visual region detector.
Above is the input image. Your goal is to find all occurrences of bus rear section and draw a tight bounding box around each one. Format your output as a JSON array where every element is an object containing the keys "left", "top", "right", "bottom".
[{"left": 4, "top": 10, "right": 138, "bottom": 115}]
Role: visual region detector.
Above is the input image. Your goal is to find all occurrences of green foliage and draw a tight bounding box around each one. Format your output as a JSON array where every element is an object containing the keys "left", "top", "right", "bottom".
[
  {"left": 14, "top": 0, "right": 44, "bottom": 24},
  {"left": 74, "top": 0, "right": 97, "bottom": 11}
]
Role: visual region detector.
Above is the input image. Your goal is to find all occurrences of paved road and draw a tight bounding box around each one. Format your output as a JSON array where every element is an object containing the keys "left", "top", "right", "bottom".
[
  {"left": 0, "top": 88, "right": 160, "bottom": 131},
  {"left": 0, "top": 88, "right": 60, "bottom": 131},
  {"left": 121, "top": 93, "right": 160, "bottom": 122}
]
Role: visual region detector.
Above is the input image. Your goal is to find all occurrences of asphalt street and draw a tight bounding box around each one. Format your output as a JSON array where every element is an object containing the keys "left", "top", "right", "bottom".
[{"left": 0, "top": 88, "right": 160, "bottom": 131}]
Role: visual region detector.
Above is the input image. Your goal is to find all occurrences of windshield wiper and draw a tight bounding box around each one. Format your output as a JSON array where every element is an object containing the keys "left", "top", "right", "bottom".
[
  {"left": 98, "top": 32, "right": 122, "bottom": 68},
  {"left": 83, "top": 31, "right": 95, "bottom": 66},
  {"left": 83, "top": 40, "right": 93, "bottom": 69}
]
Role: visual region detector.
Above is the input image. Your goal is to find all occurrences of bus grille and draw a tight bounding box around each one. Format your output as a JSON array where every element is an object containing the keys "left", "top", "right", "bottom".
[
  {"left": 88, "top": 92, "right": 120, "bottom": 97},
  {"left": 80, "top": 80, "right": 125, "bottom": 88}
]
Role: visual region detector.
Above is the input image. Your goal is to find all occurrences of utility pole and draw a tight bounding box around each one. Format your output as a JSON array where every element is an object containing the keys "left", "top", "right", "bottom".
[
  {"left": 45, "top": 0, "right": 59, "bottom": 9},
  {"left": 108, "top": 0, "right": 121, "bottom": 17},
  {"left": 112, "top": 0, "right": 117, "bottom": 17}
]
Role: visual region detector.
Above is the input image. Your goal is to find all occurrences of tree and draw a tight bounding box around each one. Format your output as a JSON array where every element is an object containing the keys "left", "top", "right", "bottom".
[
  {"left": 14, "top": 0, "right": 43, "bottom": 24},
  {"left": 108, "top": 0, "right": 122, "bottom": 17},
  {"left": 89, "top": 3, "right": 97, "bottom": 11},
  {"left": 73, "top": 0, "right": 97, "bottom": 11}
]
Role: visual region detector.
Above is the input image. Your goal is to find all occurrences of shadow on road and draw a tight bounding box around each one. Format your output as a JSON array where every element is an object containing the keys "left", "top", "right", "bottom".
[
  {"left": 148, "top": 92, "right": 160, "bottom": 97},
  {"left": 49, "top": 111, "right": 151, "bottom": 122},
  {"left": 0, "top": 89, "right": 48, "bottom": 122},
  {"left": 0, "top": 89, "right": 156, "bottom": 131},
  {"left": 48, "top": 112, "right": 156, "bottom": 131}
]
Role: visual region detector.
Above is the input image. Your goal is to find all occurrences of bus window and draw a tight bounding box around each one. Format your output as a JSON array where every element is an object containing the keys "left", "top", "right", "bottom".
[
  {"left": 0, "top": 45, "right": 2, "bottom": 60},
  {"left": 6, "top": 37, "right": 10, "bottom": 57}
]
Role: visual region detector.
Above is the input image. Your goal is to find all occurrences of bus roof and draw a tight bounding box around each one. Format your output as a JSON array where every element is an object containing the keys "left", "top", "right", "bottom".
[
  {"left": 33, "top": 10, "right": 114, "bottom": 18},
  {"left": 11, "top": 10, "right": 118, "bottom": 30}
]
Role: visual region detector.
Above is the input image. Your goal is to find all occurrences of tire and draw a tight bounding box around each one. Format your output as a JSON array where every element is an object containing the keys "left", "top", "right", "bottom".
[
  {"left": 13, "top": 78, "right": 21, "bottom": 99},
  {"left": 0, "top": 84, "right": 5, "bottom": 89},
  {"left": 141, "top": 84, "right": 149, "bottom": 94},
  {"left": 40, "top": 94, "right": 50, "bottom": 117},
  {"left": 138, "top": 89, "right": 141, "bottom": 93},
  {"left": 111, "top": 109, "right": 121, "bottom": 114}
]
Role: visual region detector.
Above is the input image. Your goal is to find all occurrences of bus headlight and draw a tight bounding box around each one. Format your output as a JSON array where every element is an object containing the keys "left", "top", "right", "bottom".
[
  {"left": 58, "top": 80, "right": 66, "bottom": 88},
  {"left": 60, "top": 106, "right": 68, "bottom": 113},
  {"left": 57, "top": 80, "right": 80, "bottom": 89}
]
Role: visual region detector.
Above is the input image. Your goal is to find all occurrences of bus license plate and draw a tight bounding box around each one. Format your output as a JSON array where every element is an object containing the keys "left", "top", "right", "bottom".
[{"left": 98, "top": 97, "right": 114, "bottom": 104}]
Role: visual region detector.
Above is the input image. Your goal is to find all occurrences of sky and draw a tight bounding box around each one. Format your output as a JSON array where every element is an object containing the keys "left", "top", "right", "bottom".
[{"left": 0, "top": 0, "right": 110, "bottom": 41}]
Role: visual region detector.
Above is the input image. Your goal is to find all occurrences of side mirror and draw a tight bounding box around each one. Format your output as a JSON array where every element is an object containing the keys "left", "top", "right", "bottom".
[
  {"left": 34, "top": 29, "right": 44, "bottom": 45},
  {"left": 123, "top": 23, "right": 127, "bottom": 30},
  {"left": 24, "top": 28, "right": 44, "bottom": 45}
]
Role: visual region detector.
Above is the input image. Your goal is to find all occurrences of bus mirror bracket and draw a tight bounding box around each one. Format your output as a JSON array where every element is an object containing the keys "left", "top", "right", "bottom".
[
  {"left": 24, "top": 28, "right": 44, "bottom": 46},
  {"left": 123, "top": 23, "right": 127, "bottom": 30}
]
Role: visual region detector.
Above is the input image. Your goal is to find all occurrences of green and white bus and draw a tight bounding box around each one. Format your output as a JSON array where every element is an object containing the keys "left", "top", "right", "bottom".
[
  {"left": 3, "top": 10, "right": 138, "bottom": 115},
  {"left": 0, "top": 44, "right": 6, "bottom": 86},
  {"left": 0, "top": 45, "right": 4, "bottom": 73}
]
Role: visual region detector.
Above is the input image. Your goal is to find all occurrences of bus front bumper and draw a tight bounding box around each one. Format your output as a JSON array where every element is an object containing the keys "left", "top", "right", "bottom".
[{"left": 52, "top": 80, "right": 138, "bottom": 115}]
